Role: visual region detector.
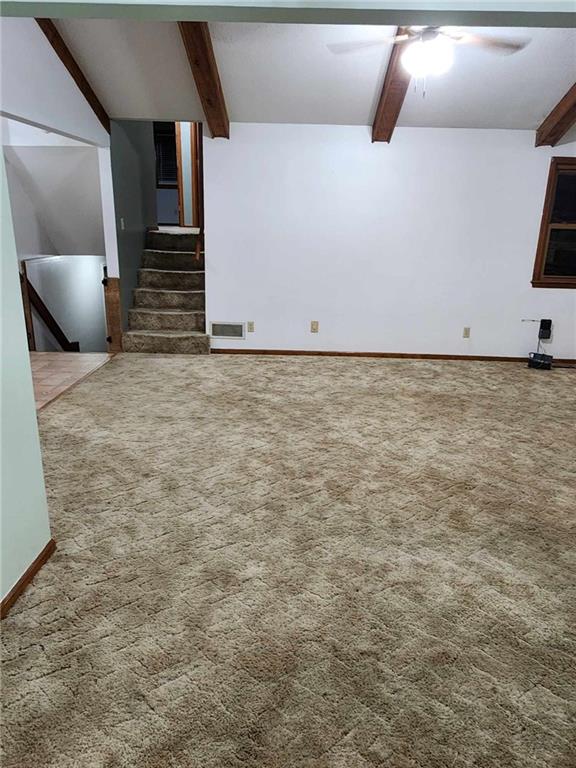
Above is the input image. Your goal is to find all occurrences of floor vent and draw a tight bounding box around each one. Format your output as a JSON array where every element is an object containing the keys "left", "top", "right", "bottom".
[{"left": 210, "top": 322, "right": 245, "bottom": 339}]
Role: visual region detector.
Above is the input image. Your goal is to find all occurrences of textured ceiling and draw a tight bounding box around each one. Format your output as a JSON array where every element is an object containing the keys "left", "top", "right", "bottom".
[
  {"left": 56, "top": 19, "right": 205, "bottom": 122},
  {"left": 397, "top": 27, "right": 576, "bottom": 129},
  {"left": 212, "top": 23, "right": 396, "bottom": 126},
  {"left": 54, "top": 19, "right": 576, "bottom": 129}
]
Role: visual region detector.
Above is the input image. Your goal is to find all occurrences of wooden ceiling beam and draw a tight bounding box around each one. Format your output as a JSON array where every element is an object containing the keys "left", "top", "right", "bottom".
[
  {"left": 36, "top": 18, "right": 110, "bottom": 133},
  {"left": 535, "top": 82, "right": 576, "bottom": 147},
  {"left": 372, "top": 27, "right": 411, "bottom": 143},
  {"left": 178, "top": 22, "right": 229, "bottom": 139}
]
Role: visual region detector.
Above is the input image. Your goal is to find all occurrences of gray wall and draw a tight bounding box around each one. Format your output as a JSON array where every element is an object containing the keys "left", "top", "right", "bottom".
[
  {"left": 1, "top": 155, "right": 52, "bottom": 601},
  {"left": 110, "top": 120, "right": 157, "bottom": 329}
]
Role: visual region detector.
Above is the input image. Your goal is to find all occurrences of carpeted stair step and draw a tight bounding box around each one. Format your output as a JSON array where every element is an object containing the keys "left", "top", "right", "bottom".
[
  {"left": 123, "top": 330, "right": 210, "bottom": 354},
  {"left": 138, "top": 269, "right": 205, "bottom": 291},
  {"left": 134, "top": 288, "right": 205, "bottom": 310},
  {"left": 142, "top": 249, "right": 204, "bottom": 271},
  {"left": 129, "top": 308, "right": 205, "bottom": 332},
  {"left": 146, "top": 230, "right": 199, "bottom": 252}
]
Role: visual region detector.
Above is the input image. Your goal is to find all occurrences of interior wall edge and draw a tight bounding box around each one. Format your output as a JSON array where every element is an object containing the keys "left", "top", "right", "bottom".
[
  {"left": 1, "top": 152, "right": 53, "bottom": 603},
  {"left": 0, "top": 539, "right": 56, "bottom": 619}
]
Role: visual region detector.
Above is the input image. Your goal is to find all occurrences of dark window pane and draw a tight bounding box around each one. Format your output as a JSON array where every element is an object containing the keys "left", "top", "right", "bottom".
[
  {"left": 153, "top": 122, "right": 177, "bottom": 186},
  {"left": 551, "top": 172, "right": 576, "bottom": 223},
  {"left": 544, "top": 229, "right": 576, "bottom": 276}
]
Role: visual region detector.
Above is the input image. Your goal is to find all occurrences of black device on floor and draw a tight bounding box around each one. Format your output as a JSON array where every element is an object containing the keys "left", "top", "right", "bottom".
[
  {"left": 528, "top": 352, "right": 553, "bottom": 370},
  {"left": 526, "top": 319, "right": 553, "bottom": 369}
]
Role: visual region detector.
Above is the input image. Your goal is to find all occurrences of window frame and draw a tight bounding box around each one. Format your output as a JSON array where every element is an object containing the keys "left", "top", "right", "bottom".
[{"left": 532, "top": 156, "right": 576, "bottom": 289}]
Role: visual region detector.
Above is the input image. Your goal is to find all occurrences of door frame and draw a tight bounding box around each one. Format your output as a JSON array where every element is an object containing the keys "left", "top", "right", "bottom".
[
  {"left": 175, "top": 121, "right": 185, "bottom": 227},
  {"left": 191, "top": 122, "right": 204, "bottom": 231},
  {"left": 174, "top": 121, "right": 204, "bottom": 230}
]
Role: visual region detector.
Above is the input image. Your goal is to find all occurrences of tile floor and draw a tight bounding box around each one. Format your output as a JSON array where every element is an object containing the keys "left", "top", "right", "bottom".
[{"left": 30, "top": 352, "right": 112, "bottom": 410}]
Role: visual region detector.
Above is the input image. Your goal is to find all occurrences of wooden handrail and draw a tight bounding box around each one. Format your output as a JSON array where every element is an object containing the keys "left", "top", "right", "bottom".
[
  {"left": 20, "top": 272, "right": 80, "bottom": 352},
  {"left": 19, "top": 268, "right": 36, "bottom": 351}
]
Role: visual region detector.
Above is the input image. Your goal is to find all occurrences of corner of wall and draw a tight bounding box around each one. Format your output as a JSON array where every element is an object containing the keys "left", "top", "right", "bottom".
[{"left": 0, "top": 153, "right": 52, "bottom": 602}]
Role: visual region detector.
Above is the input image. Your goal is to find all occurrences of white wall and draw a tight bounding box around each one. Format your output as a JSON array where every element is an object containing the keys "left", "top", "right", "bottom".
[
  {"left": 1, "top": 155, "right": 52, "bottom": 602},
  {"left": 4, "top": 146, "right": 105, "bottom": 258},
  {"left": 97, "top": 147, "right": 120, "bottom": 277},
  {"left": 204, "top": 124, "right": 576, "bottom": 359},
  {"left": 3, "top": 155, "right": 57, "bottom": 257},
  {"left": 0, "top": 18, "right": 109, "bottom": 147},
  {"left": 24, "top": 254, "right": 108, "bottom": 352},
  {"left": 1, "top": 116, "right": 89, "bottom": 148}
]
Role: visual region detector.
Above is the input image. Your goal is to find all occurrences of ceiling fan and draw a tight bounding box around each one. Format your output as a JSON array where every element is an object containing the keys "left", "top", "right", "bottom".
[{"left": 328, "top": 26, "right": 530, "bottom": 78}]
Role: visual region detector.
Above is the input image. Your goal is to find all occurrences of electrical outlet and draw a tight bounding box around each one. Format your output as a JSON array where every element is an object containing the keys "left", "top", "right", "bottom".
[
  {"left": 120, "top": 217, "right": 125, "bottom": 231},
  {"left": 463, "top": 326, "right": 471, "bottom": 339},
  {"left": 247, "top": 321, "right": 255, "bottom": 333},
  {"left": 310, "top": 320, "right": 319, "bottom": 333}
]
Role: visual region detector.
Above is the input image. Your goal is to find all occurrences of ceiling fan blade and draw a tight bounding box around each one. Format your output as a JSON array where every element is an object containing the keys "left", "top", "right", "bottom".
[
  {"left": 327, "top": 34, "right": 409, "bottom": 55},
  {"left": 449, "top": 31, "right": 530, "bottom": 54}
]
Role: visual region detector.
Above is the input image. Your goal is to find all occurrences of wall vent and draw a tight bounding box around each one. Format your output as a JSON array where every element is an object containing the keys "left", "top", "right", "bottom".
[{"left": 210, "top": 322, "right": 245, "bottom": 339}]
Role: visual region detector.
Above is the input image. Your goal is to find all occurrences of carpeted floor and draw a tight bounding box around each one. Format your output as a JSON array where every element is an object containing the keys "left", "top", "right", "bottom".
[{"left": 2, "top": 354, "right": 575, "bottom": 768}]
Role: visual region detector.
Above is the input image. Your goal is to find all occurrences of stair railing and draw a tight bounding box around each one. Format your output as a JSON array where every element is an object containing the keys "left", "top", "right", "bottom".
[{"left": 20, "top": 270, "right": 80, "bottom": 352}]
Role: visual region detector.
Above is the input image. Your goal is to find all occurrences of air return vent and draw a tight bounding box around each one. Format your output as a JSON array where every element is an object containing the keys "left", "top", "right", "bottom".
[{"left": 210, "top": 322, "right": 245, "bottom": 339}]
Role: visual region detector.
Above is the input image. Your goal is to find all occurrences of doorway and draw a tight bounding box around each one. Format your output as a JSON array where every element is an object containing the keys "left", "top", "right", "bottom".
[
  {"left": 2, "top": 115, "right": 111, "bottom": 355},
  {"left": 154, "top": 121, "right": 204, "bottom": 229}
]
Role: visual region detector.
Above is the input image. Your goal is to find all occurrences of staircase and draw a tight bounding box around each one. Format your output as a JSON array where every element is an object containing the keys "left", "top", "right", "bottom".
[{"left": 123, "top": 230, "right": 209, "bottom": 354}]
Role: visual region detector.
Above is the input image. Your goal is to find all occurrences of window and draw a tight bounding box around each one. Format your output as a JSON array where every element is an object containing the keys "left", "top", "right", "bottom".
[
  {"left": 153, "top": 122, "right": 178, "bottom": 187},
  {"left": 532, "top": 157, "right": 576, "bottom": 289}
]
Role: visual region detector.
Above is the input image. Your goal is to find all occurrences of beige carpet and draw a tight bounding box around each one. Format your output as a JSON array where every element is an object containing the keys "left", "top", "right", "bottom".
[{"left": 2, "top": 354, "right": 575, "bottom": 768}]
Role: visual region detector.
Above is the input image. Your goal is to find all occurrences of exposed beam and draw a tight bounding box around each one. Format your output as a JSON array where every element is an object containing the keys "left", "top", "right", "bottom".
[
  {"left": 35, "top": 18, "right": 110, "bottom": 133},
  {"left": 372, "top": 28, "right": 411, "bottom": 143},
  {"left": 535, "top": 83, "right": 576, "bottom": 147},
  {"left": 178, "top": 22, "right": 229, "bottom": 139}
]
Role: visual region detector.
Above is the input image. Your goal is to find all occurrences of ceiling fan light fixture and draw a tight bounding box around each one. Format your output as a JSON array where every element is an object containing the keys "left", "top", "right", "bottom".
[{"left": 401, "top": 37, "right": 454, "bottom": 78}]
